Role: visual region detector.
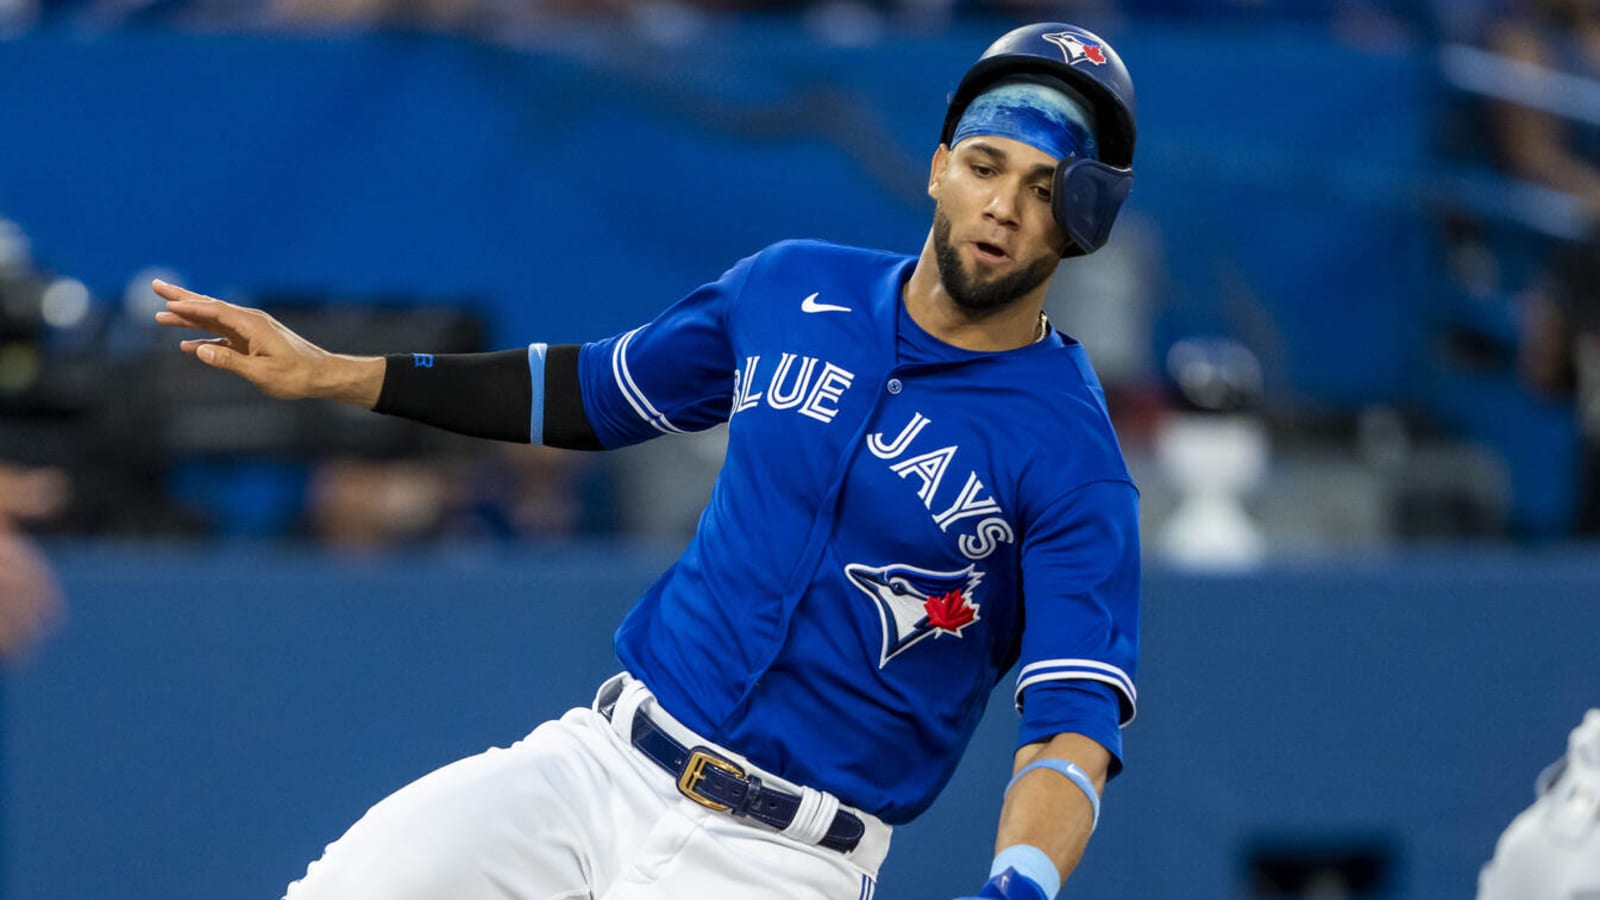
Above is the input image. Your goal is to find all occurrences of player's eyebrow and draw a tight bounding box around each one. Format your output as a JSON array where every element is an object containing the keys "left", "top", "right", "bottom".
[{"left": 962, "top": 140, "right": 1056, "bottom": 181}]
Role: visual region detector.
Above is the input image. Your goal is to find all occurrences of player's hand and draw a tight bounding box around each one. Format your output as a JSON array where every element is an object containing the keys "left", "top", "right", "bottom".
[
  {"left": 152, "top": 280, "right": 384, "bottom": 407},
  {"left": 954, "top": 867, "right": 1048, "bottom": 900}
]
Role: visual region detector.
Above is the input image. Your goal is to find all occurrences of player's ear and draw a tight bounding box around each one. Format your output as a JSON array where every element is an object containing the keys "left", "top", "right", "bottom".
[{"left": 929, "top": 143, "right": 950, "bottom": 200}]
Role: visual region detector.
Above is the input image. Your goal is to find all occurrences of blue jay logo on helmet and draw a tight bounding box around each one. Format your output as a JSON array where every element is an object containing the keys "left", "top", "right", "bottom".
[
  {"left": 845, "top": 562, "right": 984, "bottom": 668},
  {"left": 1042, "top": 31, "right": 1107, "bottom": 66}
]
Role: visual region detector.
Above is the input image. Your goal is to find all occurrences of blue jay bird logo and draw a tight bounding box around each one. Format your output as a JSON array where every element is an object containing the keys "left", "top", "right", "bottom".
[
  {"left": 1042, "top": 31, "right": 1108, "bottom": 66},
  {"left": 844, "top": 562, "right": 984, "bottom": 668}
]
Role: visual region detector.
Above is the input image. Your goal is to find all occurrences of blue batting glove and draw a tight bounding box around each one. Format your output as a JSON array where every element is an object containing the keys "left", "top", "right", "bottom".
[{"left": 954, "top": 866, "right": 1048, "bottom": 900}]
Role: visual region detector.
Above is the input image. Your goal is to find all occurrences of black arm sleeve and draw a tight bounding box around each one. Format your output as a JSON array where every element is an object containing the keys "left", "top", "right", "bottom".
[
  {"left": 375, "top": 349, "right": 533, "bottom": 443},
  {"left": 541, "top": 344, "right": 603, "bottom": 450},
  {"left": 373, "top": 347, "right": 601, "bottom": 449}
]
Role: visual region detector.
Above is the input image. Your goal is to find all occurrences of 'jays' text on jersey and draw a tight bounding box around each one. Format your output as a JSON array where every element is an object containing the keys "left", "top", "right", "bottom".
[{"left": 569, "top": 240, "right": 1139, "bottom": 824}]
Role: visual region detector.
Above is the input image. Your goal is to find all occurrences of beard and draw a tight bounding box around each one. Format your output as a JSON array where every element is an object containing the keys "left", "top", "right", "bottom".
[{"left": 932, "top": 206, "right": 1060, "bottom": 315}]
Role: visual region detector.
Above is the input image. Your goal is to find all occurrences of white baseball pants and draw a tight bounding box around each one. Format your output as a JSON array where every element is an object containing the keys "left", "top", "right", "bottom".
[{"left": 284, "top": 674, "right": 891, "bottom": 900}]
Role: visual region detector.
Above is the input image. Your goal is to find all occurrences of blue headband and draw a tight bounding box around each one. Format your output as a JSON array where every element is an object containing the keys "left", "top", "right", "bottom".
[{"left": 950, "top": 80, "right": 1098, "bottom": 162}]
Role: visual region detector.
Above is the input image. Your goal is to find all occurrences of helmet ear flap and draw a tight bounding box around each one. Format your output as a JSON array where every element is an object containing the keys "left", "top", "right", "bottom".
[{"left": 1051, "top": 159, "right": 1133, "bottom": 257}]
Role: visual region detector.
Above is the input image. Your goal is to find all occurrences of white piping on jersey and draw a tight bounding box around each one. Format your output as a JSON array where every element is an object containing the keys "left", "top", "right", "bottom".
[
  {"left": 1014, "top": 657, "right": 1138, "bottom": 725},
  {"left": 612, "top": 326, "right": 686, "bottom": 434}
]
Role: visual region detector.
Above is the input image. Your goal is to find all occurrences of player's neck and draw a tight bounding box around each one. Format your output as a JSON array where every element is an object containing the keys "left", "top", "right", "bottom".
[{"left": 903, "top": 244, "right": 1051, "bottom": 352}]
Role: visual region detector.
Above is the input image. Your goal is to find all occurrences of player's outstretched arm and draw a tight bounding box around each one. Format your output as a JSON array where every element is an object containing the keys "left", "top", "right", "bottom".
[
  {"left": 955, "top": 733, "right": 1109, "bottom": 900},
  {"left": 152, "top": 280, "right": 386, "bottom": 408},
  {"left": 155, "top": 279, "right": 597, "bottom": 447}
]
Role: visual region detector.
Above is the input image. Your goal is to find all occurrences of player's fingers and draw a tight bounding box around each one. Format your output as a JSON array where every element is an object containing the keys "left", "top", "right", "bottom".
[
  {"left": 157, "top": 283, "right": 265, "bottom": 337},
  {"left": 178, "top": 337, "right": 231, "bottom": 355},
  {"left": 154, "top": 309, "right": 208, "bottom": 330},
  {"left": 194, "top": 341, "right": 254, "bottom": 373},
  {"left": 157, "top": 311, "right": 260, "bottom": 357},
  {"left": 190, "top": 336, "right": 272, "bottom": 377},
  {"left": 162, "top": 303, "right": 266, "bottom": 352},
  {"left": 161, "top": 296, "right": 244, "bottom": 325},
  {"left": 150, "top": 278, "right": 216, "bottom": 305},
  {"left": 190, "top": 343, "right": 280, "bottom": 392},
  {"left": 152, "top": 280, "right": 242, "bottom": 327},
  {"left": 155, "top": 310, "right": 234, "bottom": 342}
]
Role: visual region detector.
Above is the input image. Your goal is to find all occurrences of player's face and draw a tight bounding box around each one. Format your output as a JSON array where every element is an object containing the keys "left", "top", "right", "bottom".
[{"left": 928, "top": 137, "right": 1066, "bottom": 314}]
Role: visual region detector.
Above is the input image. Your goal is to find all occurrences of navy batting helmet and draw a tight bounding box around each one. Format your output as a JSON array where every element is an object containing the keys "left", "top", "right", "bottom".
[{"left": 940, "top": 23, "right": 1137, "bottom": 256}]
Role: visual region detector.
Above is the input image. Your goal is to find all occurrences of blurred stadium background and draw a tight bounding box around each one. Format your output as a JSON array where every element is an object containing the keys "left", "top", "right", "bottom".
[{"left": 2, "top": 0, "right": 1598, "bottom": 897}]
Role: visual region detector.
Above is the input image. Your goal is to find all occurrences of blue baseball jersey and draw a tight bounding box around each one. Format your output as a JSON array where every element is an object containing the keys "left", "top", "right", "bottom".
[{"left": 566, "top": 239, "right": 1139, "bottom": 824}]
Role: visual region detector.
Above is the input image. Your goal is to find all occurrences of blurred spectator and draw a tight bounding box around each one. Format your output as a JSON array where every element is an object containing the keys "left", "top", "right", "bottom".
[
  {"left": 305, "top": 445, "right": 604, "bottom": 552},
  {"left": 1490, "top": 0, "right": 1600, "bottom": 220},
  {"left": 306, "top": 457, "right": 459, "bottom": 553},
  {"left": 1519, "top": 226, "right": 1600, "bottom": 532},
  {"left": 269, "top": 0, "right": 479, "bottom": 30},
  {"left": 0, "top": 462, "right": 65, "bottom": 662},
  {"left": 463, "top": 444, "right": 599, "bottom": 540}
]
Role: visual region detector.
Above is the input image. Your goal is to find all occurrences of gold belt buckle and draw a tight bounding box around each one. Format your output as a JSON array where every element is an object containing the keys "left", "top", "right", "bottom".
[{"left": 678, "top": 747, "right": 745, "bottom": 812}]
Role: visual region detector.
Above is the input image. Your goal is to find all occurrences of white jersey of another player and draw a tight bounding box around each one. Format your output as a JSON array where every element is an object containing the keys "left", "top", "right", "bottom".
[{"left": 1478, "top": 709, "right": 1600, "bottom": 900}]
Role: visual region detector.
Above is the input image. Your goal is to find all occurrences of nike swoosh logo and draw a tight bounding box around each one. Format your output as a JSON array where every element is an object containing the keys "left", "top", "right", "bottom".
[{"left": 801, "top": 292, "right": 852, "bottom": 314}]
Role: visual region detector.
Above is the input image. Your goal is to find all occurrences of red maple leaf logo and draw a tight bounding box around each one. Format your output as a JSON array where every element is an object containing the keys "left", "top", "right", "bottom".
[
  {"left": 923, "top": 589, "right": 978, "bottom": 635},
  {"left": 1083, "top": 44, "right": 1107, "bottom": 64}
]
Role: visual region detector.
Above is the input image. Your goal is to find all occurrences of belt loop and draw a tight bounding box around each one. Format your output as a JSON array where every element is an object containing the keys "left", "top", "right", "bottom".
[
  {"left": 610, "top": 678, "right": 651, "bottom": 743},
  {"left": 593, "top": 673, "right": 627, "bottom": 714},
  {"left": 779, "top": 786, "right": 840, "bottom": 846}
]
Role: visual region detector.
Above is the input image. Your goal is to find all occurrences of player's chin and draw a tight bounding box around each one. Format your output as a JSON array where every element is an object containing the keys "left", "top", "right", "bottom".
[{"left": 952, "top": 259, "right": 1014, "bottom": 297}]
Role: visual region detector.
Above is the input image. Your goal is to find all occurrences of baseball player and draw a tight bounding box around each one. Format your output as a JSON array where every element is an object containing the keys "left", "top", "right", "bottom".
[
  {"left": 154, "top": 22, "right": 1140, "bottom": 900},
  {"left": 1477, "top": 709, "right": 1600, "bottom": 900}
]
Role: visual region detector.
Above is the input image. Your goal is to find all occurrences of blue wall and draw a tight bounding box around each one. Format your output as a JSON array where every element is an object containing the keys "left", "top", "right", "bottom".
[{"left": 6, "top": 545, "right": 1596, "bottom": 899}]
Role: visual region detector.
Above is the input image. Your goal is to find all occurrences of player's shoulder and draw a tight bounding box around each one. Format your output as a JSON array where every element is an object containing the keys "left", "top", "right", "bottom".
[
  {"left": 1015, "top": 341, "right": 1135, "bottom": 489},
  {"left": 751, "top": 239, "right": 911, "bottom": 275},
  {"left": 735, "top": 240, "right": 913, "bottom": 314},
  {"left": 1025, "top": 340, "right": 1114, "bottom": 417}
]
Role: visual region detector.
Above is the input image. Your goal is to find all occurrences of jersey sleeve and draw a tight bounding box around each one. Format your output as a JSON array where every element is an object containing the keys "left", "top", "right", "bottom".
[
  {"left": 1014, "top": 478, "right": 1141, "bottom": 736},
  {"left": 576, "top": 252, "right": 756, "bottom": 449},
  {"left": 1016, "top": 680, "right": 1125, "bottom": 776}
]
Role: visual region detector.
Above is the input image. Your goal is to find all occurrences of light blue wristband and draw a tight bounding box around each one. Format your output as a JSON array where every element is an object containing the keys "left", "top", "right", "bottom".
[
  {"left": 526, "top": 342, "right": 548, "bottom": 444},
  {"left": 1006, "top": 759, "right": 1100, "bottom": 829},
  {"left": 989, "top": 844, "right": 1061, "bottom": 900}
]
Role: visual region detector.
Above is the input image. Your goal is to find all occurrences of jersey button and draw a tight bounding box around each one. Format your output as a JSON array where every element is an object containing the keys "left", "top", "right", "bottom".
[{"left": 887, "top": 378, "right": 903, "bottom": 395}]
